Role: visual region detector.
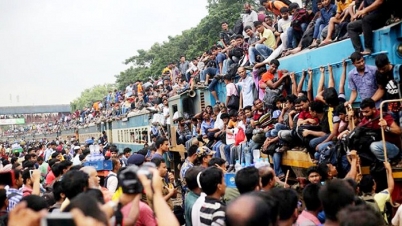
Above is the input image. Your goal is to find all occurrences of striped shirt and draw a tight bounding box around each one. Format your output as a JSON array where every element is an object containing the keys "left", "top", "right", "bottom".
[
  {"left": 6, "top": 188, "right": 23, "bottom": 212},
  {"left": 199, "top": 196, "right": 226, "bottom": 226}
]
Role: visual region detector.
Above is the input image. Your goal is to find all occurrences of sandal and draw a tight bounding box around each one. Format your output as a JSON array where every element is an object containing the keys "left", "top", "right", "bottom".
[{"left": 361, "top": 49, "right": 372, "bottom": 55}]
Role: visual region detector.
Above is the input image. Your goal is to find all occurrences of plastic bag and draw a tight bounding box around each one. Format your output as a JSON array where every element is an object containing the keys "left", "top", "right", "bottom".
[{"left": 235, "top": 127, "right": 245, "bottom": 146}]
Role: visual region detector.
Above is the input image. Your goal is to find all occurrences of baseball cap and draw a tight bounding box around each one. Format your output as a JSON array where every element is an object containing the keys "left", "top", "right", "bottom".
[
  {"left": 196, "top": 146, "right": 215, "bottom": 158},
  {"left": 127, "top": 154, "right": 145, "bottom": 166}
]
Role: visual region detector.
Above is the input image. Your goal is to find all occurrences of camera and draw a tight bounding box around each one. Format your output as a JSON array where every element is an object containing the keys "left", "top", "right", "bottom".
[{"left": 118, "top": 162, "right": 156, "bottom": 194}]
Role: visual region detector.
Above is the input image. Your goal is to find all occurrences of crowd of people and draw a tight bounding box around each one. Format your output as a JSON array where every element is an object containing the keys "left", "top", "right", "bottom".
[{"left": 1, "top": 0, "right": 402, "bottom": 225}]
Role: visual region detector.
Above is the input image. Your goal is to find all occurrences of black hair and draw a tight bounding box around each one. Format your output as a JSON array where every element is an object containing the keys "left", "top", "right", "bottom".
[
  {"left": 260, "top": 0, "right": 268, "bottom": 5},
  {"left": 51, "top": 152, "right": 59, "bottom": 159},
  {"left": 310, "top": 101, "right": 325, "bottom": 114},
  {"left": 150, "top": 157, "right": 165, "bottom": 168},
  {"left": 85, "top": 188, "right": 105, "bottom": 204},
  {"left": 155, "top": 137, "right": 168, "bottom": 149},
  {"left": 259, "top": 167, "right": 274, "bottom": 187},
  {"left": 270, "top": 188, "right": 298, "bottom": 221},
  {"left": 61, "top": 170, "right": 89, "bottom": 200},
  {"left": 335, "top": 104, "right": 347, "bottom": 115},
  {"left": 317, "top": 163, "right": 329, "bottom": 181},
  {"left": 69, "top": 165, "right": 82, "bottom": 171},
  {"left": 52, "top": 181, "right": 64, "bottom": 202},
  {"left": 323, "top": 87, "right": 339, "bottom": 107},
  {"left": 288, "top": 2, "right": 300, "bottom": 10},
  {"left": 235, "top": 34, "right": 244, "bottom": 40},
  {"left": 220, "top": 113, "right": 230, "bottom": 119},
  {"left": 123, "top": 147, "right": 132, "bottom": 154},
  {"left": 285, "top": 94, "right": 297, "bottom": 104},
  {"left": 0, "top": 189, "right": 7, "bottom": 209},
  {"left": 22, "top": 169, "right": 32, "bottom": 185},
  {"left": 253, "top": 21, "right": 263, "bottom": 27},
  {"left": 228, "top": 109, "right": 238, "bottom": 117},
  {"left": 185, "top": 166, "right": 204, "bottom": 191},
  {"left": 208, "top": 158, "right": 226, "bottom": 168},
  {"left": 307, "top": 166, "right": 320, "bottom": 177},
  {"left": 37, "top": 156, "right": 44, "bottom": 162},
  {"left": 22, "top": 161, "right": 35, "bottom": 169},
  {"left": 252, "top": 191, "right": 279, "bottom": 225},
  {"left": 243, "top": 25, "right": 253, "bottom": 32},
  {"left": 235, "top": 167, "right": 260, "bottom": 194},
  {"left": 64, "top": 193, "right": 108, "bottom": 226},
  {"left": 358, "top": 175, "right": 375, "bottom": 194},
  {"left": 280, "top": 7, "right": 289, "bottom": 13},
  {"left": 48, "top": 158, "right": 59, "bottom": 167},
  {"left": 360, "top": 98, "right": 375, "bottom": 109},
  {"left": 350, "top": 52, "right": 363, "bottom": 63},
  {"left": 199, "top": 167, "right": 224, "bottom": 195},
  {"left": 303, "top": 183, "right": 321, "bottom": 211},
  {"left": 338, "top": 204, "right": 384, "bottom": 226},
  {"left": 243, "top": 105, "right": 252, "bottom": 112},
  {"left": 221, "top": 21, "right": 228, "bottom": 25},
  {"left": 319, "top": 179, "right": 355, "bottom": 221},
  {"left": 187, "top": 145, "right": 198, "bottom": 157},
  {"left": 20, "top": 195, "right": 49, "bottom": 211},
  {"left": 375, "top": 53, "right": 390, "bottom": 69},
  {"left": 270, "top": 59, "right": 280, "bottom": 67},
  {"left": 58, "top": 160, "right": 73, "bottom": 174},
  {"left": 13, "top": 169, "right": 22, "bottom": 181}
]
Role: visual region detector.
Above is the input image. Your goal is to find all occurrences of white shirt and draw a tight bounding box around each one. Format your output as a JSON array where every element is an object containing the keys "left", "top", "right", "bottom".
[
  {"left": 277, "top": 16, "right": 293, "bottom": 33},
  {"left": 237, "top": 75, "right": 254, "bottom": 108},
  {"left": 242, "top": 10, "right": 258, "bottom": 38},
  {"left": 72, "top": 155, "right": 81, "bottom": 166},
  {"left": 191, "top": 192, "right": 207, "bottom": 226},
  {"left": 214, "top": 112, "right": 223, "bottom": 130},
  {"left": 106, "top": 172, "right": 118, "bottom": 193}
]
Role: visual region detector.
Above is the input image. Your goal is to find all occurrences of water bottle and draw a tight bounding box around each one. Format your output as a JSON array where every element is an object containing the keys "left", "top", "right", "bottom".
[{"left": 235, "top": 160, "right": 242, "bottom": 172}]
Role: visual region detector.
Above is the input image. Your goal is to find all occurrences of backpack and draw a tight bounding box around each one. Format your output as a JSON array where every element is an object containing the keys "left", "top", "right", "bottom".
[
  {"left": 361, "top": 195, "right": 390, "bottom": 224},
  {"left": 232, "top": 19, "right": 244, "bottom": 35},
  {"left": 103, "top": 174, "right": 117, "bottom": 191},
  {"left": 262, "top": 72, "right": 284, "bottom": 109},
  {"left": 227, "top": 62, "right": 240, "bottom": 79},
  {"left": 291, "top": 8, "right": 310, "bottom": 31},
  {"left": 318, "top": 139, "right": 347, "bottom": 167}
]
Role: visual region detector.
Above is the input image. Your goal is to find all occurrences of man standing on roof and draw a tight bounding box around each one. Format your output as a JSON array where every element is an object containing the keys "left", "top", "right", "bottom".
[
  {"left": 344, "top": 52, "right": 381, "bottom": 108},
  {"left": 242, "top": 3, "right": 258, "bottom": 39},
  {"left": 260, "top": 0, "right": 290, "bottom": 17}
]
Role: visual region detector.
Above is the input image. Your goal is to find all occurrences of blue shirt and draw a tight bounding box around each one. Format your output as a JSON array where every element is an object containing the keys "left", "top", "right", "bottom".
[
  {"left": 201, "top": 120, "right": 215, "bottom": 135},
  {"left": 6, "top": 188, "right": 23, "bottom": 212},
  {"left": 348, "top": 64, "right": 378, "bottom": 104},
  {"left": 320, "top": 4, "right": 337, "bottom": 25}
]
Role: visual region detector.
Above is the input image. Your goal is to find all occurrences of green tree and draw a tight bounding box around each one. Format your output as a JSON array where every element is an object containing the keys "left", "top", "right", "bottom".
[
  {"left": 70, "top": 84, "right": 115, "bottom": 111},
  {"left": 115, "top": 0, "right": 254, "bottom": 88}
]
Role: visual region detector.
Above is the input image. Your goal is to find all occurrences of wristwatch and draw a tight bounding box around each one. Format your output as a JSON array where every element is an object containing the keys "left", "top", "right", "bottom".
[{"left": 385, "top": 126, "right": 391, "bottom": 132}]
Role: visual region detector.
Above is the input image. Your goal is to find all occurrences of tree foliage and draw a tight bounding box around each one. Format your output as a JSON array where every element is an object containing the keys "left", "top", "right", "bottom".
[
  {"left": 70, "top": 84, "right": 115, "bottom": 111},
  {"left": 115, "top": 0, "right": 255, "bottom": 90}
]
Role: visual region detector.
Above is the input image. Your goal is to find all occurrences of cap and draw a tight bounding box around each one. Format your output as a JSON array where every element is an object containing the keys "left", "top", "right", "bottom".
[
  {"left": 196, "top": 146, "right": 215, "bottom": 158},
  {"left": 127, "top": 154, "right": 145, "bottom": 166},
  {"left": 74, "top": 146, "right": 80, "bottom": 150}
]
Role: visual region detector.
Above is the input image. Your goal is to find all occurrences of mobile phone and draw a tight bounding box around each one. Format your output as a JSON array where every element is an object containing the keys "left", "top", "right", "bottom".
[
  {"left": 41, "top": 213, "right": 75, "bottom": 226},
  {"left": 0, "top": 171, "right": 15, "bottom": 187},
  {"left": 29, "top": 170, "right": 34, "bottom": 177}
]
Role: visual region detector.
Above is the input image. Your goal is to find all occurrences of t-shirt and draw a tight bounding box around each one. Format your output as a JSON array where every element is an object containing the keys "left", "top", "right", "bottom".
[
  {"left": 191, "top": 193, "right": 206, "bottom": 226},
  {"left": 226, "top": 83, "right": 238, "bottom": 97},
  {"left": 376, "top": 65, "right": 402, "bottom": 111},
  {"left": 277, "top": 16, "right": 293, "bottom": 33},
  {"left": 121, "top": 201, "right": 157, "bottom": 226},
  {"left": 199, "top": 196, "right": 226, "bottom": 226},
  {"left": 238, "top": 75, "right": 254, "bottom": 107},
  {"left": 185, "top": 191, "right": 200, "bottom": 226},
  {"left": 337, "top": 0, "right": 353, "bottom": 13},
  {"left": 219, "top": 30, "right": 234, "bottom": 46},
  {"left": 259, "top": 28, "right": 276, "bottom": 49},
  {"left": 242, "top": 11, "right": 258, "bottom": 38}
]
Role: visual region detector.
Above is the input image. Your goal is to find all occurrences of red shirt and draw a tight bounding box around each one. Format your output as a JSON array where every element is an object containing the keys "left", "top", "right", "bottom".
[
  {"left": 121, "top": 201, "right": 157, "bottom": 226},
  {"left": 45, "top": 171, "right": 55, "bottom": 186},
  {"left": 359, "top": 111, "right": 401, "bottom": 148},
  {"left": 298, "top": 110, "right": 319, "bottom": 124}
]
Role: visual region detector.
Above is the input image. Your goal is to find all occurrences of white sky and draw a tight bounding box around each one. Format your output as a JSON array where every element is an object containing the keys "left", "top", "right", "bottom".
[{"left": 0, "top": 0, "right": 208, "bottom": 106}]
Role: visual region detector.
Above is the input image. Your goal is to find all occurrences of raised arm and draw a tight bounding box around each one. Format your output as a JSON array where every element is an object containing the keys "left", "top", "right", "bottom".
[
  {"left": 307, "top": 69, "right": 313, "bottom": 101},
  {"left": 297, "top": 70, "right": 306, "bottom": 94},
  {"left": 339, "top": 60, "right": 347, "bottom": 94},
  {"left": 328, "top": 64, "right": 335, "bottom": 88},
  {"left": 290, "top": 72, "right": 297, "bottom": 95}
]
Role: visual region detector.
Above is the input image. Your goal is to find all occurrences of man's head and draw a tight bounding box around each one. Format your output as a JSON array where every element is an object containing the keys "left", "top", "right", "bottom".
[
  {"left": 350, "top": 52, "right": 365, "bottom": 71},
  {"left": 259, "top": 166, "right": 276, "bottom": 190},
  {"left": 184, "top": 166, "right": 204, "bottom": 192},
  {"left": 207, "top": 158, "right": 226, "bottom": 170},
  {"left": 270, "top": 188, "right": 299, "bottom": 223},
  {"left": 221, "top": 22, "right": 228, "bottom": 31},
  {"left": 199, "top": 167, "right": 225, "bottom": 196},
  {"left": 22, "top": 169, "right": 34, "bottom": 187},
  {"left": 319, "top": 179, "right": 355, "bottom": 222},
  {"left": 358, "top": 175, "right": 376, "bottom": 194},
  {"left": 297, "top": 95, "right": 310, "bottom": 111},
  {"left": 265, "top": 16, "right": 273, "bottom": 26},
  {"left": 269, "top": 59, "right": 280, "bottom": 74},
  {"left": 360, "top": 98, "right": 376, "bottom": 119},
  {"left": 123, "top": 148, "right": 132, "bottom": 157},
  {"left": 223, "top": 74, "right": 232, "bottom": 85},
  {"left": 244, "top": 3, "right": 252, "bottom": 13},
  {"left": 61, "top": 170, "right": 89, "bottom": 200},
  {"left": 307, "top": 166, "right": 322, "bottom": 184},
  {"left": 155, "top": 137, "right": 169, "bottom": 152},
  {"left": 151, "top": 158, "right": 167, "bottom": 177},
  {"left": 280, "top": 7, "right": 289, "bottom": 20},
  {"left": 309, "top": 100, "right": 325, "bottom": 118},
  {"left": 322, "top": 0, "right": 331, "bottom": 7},
  {"left": 196, "top": 146, "right": 215, "bottom": 166},
  {"left": 303, "top": 183, "right": 322, "bottom": 212},
  {"left": 288, "top": 2, "right": 300, "bottom": 14},
  {"left": 338, "top": 204, "right": 384, "bottom": 226},
  {"left": 237, "top": 66, "right": 247, "bottom": 79},
  {"left": 180, "top": 56, "right": 185, "bottom": 62},
  {"left": 235, "top": 167, "right": 261, "bottom": 194},
  {"left": 375, "top": 53, "right": 392, "bottom": 74},
  {"left": 13, "top": 169, "right": 23, "bottom": 188},
  {"left": 226, "top": 193, "right": 273, "bottom": 226},
  {"left": 187, "top": 145, "right": 198, "bottom": 163},
  {"left": 111, "top": 158, "right": 121, "bottom": 172},
  {"left": 220, "top": 113, "right": 230, "bottom": 125},
  {"left": 80, "top": 166, "right": 100, "bottom": 188},
  {"left": 253, "top": 21, "right": 264, "bottom": 33}
]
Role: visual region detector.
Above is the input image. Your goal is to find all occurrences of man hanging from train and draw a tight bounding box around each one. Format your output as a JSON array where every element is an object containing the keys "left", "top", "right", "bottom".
[{"left": 374, "top": 54, "right": 402, "bottom": 126}]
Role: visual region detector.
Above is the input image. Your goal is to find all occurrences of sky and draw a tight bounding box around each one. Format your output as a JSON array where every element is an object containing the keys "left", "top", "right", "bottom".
[{"left": 0, "top": 0, "right": 208, "bottom": 107}]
